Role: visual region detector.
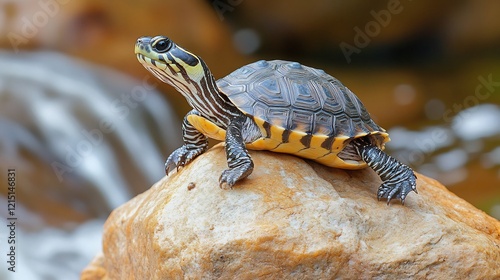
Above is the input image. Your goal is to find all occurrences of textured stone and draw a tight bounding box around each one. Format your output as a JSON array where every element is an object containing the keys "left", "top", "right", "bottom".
[
  {"left": 83, "top": 145, "right": 500, "bottom": 279},
  {"left": 81, "top": 253, "right": 108, "bottom": 280}
]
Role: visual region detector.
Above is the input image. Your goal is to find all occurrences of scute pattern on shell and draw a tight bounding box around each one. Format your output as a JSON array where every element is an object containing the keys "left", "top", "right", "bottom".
[{"left": 217, "top": 60, "right": 384, "bottom": 138}]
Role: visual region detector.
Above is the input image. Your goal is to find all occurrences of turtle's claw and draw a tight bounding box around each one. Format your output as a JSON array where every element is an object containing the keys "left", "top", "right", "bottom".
[
  {"left": 165, "top": 145, "right": 206, "bottom": 175},
  {"left": 377, "top": 173, "right": 417, "bottom": 205},
  {"left": 219, "top": 161, "right": 253, "bottom": 190}
]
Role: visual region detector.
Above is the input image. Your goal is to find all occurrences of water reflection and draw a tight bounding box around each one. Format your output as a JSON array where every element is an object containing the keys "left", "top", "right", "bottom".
[
  {"left": 452, "top": 104, "right": 500, "bottom": 140},
  {"left": 0, "top": 51, "right": 182, "bottom": 279},
  {"left": 387, "top": 103, "right": 500, "bottom": 218}
]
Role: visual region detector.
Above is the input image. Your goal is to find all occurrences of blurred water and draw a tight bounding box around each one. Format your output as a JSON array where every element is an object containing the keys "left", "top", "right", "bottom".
[
  {"left": 0, "top": 51, "right": 182, "bottom": 279},
  {"left": 452, "top": 104, "right": 500, "bottom": 140},
  {"left": 1, "top": 219, "right": 103, "bottom": 280},
  {"left": 389, "top": 104, "right": 500, "bottom": 170},
  {"left": 387, "top": 103, "right": 500, "bottom": 218}
]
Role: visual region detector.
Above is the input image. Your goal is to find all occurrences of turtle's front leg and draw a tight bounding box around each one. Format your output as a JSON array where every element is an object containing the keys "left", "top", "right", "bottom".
[
  {"left": 353, "top": 138, "right": 417, "bottom": 204},
  {"left": 165, "top": 110, "right": 208, "bottom": 175},
  {"left": 219, "top": 115, "right": 254, "bottom": 189}
]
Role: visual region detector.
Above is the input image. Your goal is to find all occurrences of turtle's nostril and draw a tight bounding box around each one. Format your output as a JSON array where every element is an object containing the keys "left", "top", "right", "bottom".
[{"left": 137, "top": 36, "right": 152, "bottom": 46}]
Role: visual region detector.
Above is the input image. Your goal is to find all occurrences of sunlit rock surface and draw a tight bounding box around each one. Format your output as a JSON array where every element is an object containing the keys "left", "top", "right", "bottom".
[{"left": 84, "top": 145, "right": 500, "bottom": 279}]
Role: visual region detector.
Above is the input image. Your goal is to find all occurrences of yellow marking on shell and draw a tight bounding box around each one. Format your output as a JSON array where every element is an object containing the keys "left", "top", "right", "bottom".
[
  {"left": 245, "top": 117, "right": 282, "bottom": 150},
  {"left": 294, "top": 134, "right": 331, "bottom": 158},
  {"left": 271, "top": 129, "right": 309, "bottom": 154},
  {"left": 188, "top": 114, "right": 388, "bottom": 169},
  {"left": 187, "top": 115, "right": 226, "bottom": 141},
  {"left": 316, "top": 153, "right": 366, "bottom": 169},
  {"left": 246, "top": 117, "right": 368, "bottom": 169}
]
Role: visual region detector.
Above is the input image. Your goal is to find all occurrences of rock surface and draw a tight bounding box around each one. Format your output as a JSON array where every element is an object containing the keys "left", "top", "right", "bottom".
[
  {"left": 82, "top": 145, "right": 500, "bottom": 279},
  {"left": 81, "top": 253, "right": 107, "bottom": 280}
]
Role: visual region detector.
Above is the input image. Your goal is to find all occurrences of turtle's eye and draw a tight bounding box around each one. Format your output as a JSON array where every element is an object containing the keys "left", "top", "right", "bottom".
[{"left": 154, "top": 39, "right": 172, "bottom": 53}]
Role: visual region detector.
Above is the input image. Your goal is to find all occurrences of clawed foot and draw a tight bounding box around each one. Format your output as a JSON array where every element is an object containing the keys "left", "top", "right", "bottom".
[
  {"left": 165, "top": 145, "right": 207, "bottom": 175},
  {"left": 219, "top": 162, "right": 253, "bottom": 190},
  {"left": 378, "top": 173, "right": 418, "bottom": 205}
]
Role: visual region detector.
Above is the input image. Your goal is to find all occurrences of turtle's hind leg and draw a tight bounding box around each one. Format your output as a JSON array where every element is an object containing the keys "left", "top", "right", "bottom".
[{"left": 353, "top": 138, "right": 417, "bottom": 204}]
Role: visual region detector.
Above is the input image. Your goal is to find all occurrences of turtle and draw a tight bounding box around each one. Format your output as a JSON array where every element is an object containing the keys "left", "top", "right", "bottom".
[{"left": 135, "top": 35, "right": 417, "bottom": 204}]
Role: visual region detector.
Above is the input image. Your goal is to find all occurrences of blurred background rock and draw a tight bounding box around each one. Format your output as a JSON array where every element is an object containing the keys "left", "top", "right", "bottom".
[{"left": 0, "top": 0, "right": 498, "bottom": 279}]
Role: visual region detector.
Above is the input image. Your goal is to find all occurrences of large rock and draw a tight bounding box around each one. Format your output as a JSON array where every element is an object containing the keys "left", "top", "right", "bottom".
[{"left": 82, "top": 145, "right": 500, "bottom": 279}]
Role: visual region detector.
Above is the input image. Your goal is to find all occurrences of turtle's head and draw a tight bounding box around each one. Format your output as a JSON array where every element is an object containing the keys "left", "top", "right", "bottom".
[
  {"left": 135, "top": 35, "right": 235, "bottom": 118},
  {"left": 135, "top": 36, "right": 206, "bottom": 87}
]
